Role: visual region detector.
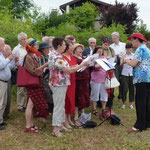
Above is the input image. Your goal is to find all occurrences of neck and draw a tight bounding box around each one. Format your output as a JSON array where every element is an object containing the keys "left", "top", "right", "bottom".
[
  {"left": 114, "top": 41, "right": 119, "bottom": 45},
  {"left": 63, "top": 51, "right": 70, "bottom": 56}
]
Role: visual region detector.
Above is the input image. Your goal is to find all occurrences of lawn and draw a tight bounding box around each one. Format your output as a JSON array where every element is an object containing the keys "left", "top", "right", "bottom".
[{"left": 0, "top": 87, "right": 150, "bottom": 150}]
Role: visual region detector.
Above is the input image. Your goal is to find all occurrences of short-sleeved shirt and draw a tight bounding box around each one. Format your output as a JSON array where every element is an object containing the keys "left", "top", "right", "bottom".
[
  {"left": 133, "top": 44, "right": 150, "bottom": 84},
  {"left": 48, "top": 50, "right": 70, "bottom": 87}
]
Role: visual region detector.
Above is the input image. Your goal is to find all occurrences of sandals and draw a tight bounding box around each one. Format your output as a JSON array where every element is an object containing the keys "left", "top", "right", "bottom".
[
  {"left": 25, "top": 126, "right": 38, "bottom": 133},
  {"left": 32, "top": 125, "right": 42, "bottom": 130},
  {"left": 60, "top": 126, "right": 72, "bottom": 132},
  {"left": 74, "top": 119, "right": 82, "bottom": 128},
  {"left": 92, "top": 110, "right": 99, "bottom": 116},
  {"left": 51, "top": 130, "right": 62, "bottom": 137}
]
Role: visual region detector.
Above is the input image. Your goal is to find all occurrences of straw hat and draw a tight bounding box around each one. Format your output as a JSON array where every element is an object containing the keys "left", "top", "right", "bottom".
[{"left": 73, "top": 43, "right": 84, "bottom": 53}]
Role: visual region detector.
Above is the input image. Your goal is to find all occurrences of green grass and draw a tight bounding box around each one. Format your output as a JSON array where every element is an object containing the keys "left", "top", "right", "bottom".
[{"left": 0, "top": 87, "right": 150, "bottom": 150}]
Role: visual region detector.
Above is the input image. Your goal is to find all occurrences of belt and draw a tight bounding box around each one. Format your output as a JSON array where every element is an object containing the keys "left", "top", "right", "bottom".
[{"left": 0, "top": 79, "right": 8, "bottom": 83}]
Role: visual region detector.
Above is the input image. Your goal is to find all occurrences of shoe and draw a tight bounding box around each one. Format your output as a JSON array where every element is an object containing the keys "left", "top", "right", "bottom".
[
  {"left": 51, "top": 130, "right": 62, "bottom": 137},
  {"left": 128, "top": 127, "right": 138, "bottom": 131},
  {"left": 102, "top": 109, "right": 109, "bottom": 118},
  {"left": 59, "top": 126, "right": 72, "bottom": 132},
  {"left": 92, "top": 110, "right": 99, "bottom": 116},
  {"left": 129, "top": 105, "right": 134, "bottom": 109},
  {"left": 18, "top": 108, "right": 25, "bottom": 112},
  {"left": 25, "top": 126, "right": 38, "bottom": 133},
  {"left": 0, "top": 125, "right": 5, "bottom": 130},
  {"left": 121, "top": 104, "right": 126, "bottom": 109},
  {"left": 0, "top": 122, "right": 7, "bottom": 126}
]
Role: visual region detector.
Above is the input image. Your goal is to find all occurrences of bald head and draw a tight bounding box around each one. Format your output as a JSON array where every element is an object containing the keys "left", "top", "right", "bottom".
[
  {"left": 2, "top": 45, "right": 12, "bottom": 58},
  {"left": 0, "top": 38, "right": 5, "bottom": 52}
]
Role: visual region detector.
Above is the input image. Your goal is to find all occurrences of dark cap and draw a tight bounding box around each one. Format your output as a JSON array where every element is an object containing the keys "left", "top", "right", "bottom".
[
  {"left": 102, "top": 37, "right": 111, "bottom": 43},
  {"left": 38, "top": 42, "right": 52, "bottom": 51}
]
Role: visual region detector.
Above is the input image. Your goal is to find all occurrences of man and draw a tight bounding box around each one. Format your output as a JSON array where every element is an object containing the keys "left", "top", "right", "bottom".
[
  {"left": 82, "top": 37, "right": 96, "bottom": 57},
  {"left": 12, "top": 32, "right": 27, "bottom": 112},
  {"left": 2, "top": 45, "right": 12, "bottom": 119},
  {"left": 0, "top": 38, "right": 15, "bottom": 130},
  {"left": 110, "top": 32, "right": 126, "bottom": 101}
]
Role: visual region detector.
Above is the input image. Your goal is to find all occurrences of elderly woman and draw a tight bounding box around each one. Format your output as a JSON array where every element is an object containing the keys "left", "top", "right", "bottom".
[
  {"left": 38, "top": 42, "right": 53, "bottom": 114},
  {"left": 123, "top": 33, "right": 150, "bottom": 132},
  {"left": 63, "top": 40, "right": 77, "bottom": 128},
  {"left": 48, "top": 37, "right": 88, "bottom": 137},
  {"left": 73, "top": 43, "right": 90, "bottom": 125},
  {"left": 24, "top": 39, "right": 48, "bottom": 133}
]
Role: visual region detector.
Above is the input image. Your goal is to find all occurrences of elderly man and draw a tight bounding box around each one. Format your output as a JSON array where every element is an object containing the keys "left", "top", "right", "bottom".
[
  {"left": 110, "top": 32, "right": 126, "bottom": 101},
  {"left": 2, "top": 45, "right": 12, "bottom": 119},
  {"left": 12, "top": 32, "right": 27, "bottom": 112},
  {"left": 0, "top": 38, "right": 15, "bottom": 130},
  {"left": 82, "top": 37, "right": 96, "bottom": 57},
  {"left": 42, "top": 36, "right": 54, "bottom": 52}
]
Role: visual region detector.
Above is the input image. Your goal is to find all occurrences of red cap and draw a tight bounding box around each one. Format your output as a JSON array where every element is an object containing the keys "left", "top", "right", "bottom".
[{"left": 128, "top": 33, "right": 149, "bottom": 44}]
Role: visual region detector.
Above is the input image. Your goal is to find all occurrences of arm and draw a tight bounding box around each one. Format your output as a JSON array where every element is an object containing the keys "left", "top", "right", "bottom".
[
  {"left": 62, "top": 61, "right": 88, "bottom": 74},
  {"left": 124, "top": 59, "right": 138, "bottom": 67}
]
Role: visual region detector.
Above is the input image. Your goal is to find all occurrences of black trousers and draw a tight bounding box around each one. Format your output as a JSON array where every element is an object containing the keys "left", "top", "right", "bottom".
[
  {"left": 134, "top": 83, "right": 150, "bottom": 131},
  {"left": 121, "top": 75, "right": 134, "bottom": 103}
]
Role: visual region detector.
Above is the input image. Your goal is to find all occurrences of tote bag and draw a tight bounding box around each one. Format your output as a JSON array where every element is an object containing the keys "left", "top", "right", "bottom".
[{"left": 105, "top": 75, "right": 120, "bottom": 89}]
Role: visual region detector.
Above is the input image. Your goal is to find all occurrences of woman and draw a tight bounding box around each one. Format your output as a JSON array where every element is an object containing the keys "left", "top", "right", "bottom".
[
  {"left": 24, "top": 39, "right": 48, "bottom": 133},
  {"left": 102, "top": 37, "right": 115, "bottom": 110},
  {"left": 73, "top": 43, "right": 90, "bottom": 125},
  {"left": 63, "top": 40, "right": 77, "bottom": 128},
  {"left": 90, "top": 46, "right": 108, "bottom": 115},
  {"left": 48, "top": 37, "right": 88, "bottom": 137},
  {"left": 122, "top": 33, "right": 150, "bottom": 131},
  {"left": 38, "top": 42, "right": 53, "bottom": 114}
]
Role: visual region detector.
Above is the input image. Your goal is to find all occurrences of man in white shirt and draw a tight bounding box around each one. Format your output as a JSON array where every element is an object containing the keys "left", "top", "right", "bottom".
[
  {"left": 0, "top": 38, "right": 15, "bottom": 130},
  {"left": 12, "top": 32, "right": 27, "bottom": 112},
  {"left": 110, "top": 32, "right": 126, "bottom": 101}
]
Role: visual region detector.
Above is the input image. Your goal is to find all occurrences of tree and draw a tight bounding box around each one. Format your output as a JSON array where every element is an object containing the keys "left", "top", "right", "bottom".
[
  {"left": 100, "top": 1, "right": 139, "bottom": 34},
  {"left": 0, "top": 0, "right": 35, "bottom": 19},
  {"left": 68, "top": 2, "right": 98, "bottom": 29}
]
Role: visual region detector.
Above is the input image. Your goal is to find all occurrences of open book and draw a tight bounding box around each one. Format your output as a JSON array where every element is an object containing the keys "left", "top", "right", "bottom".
[{"left": 95, "top": 58, "right": 115, "bottom": 71}]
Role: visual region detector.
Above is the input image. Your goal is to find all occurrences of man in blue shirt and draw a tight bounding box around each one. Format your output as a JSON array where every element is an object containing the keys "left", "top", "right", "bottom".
[{"left": 0, "top": 38, "right": 15, "bottom": 130}]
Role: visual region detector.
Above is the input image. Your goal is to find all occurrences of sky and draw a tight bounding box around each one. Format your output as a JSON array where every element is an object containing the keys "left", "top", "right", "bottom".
[{"left": 33, "top": 0, "right": 150, "bottom": 30}]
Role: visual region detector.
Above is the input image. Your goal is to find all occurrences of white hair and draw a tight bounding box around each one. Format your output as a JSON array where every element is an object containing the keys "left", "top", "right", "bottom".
[
  {"left": 4, "top": 44, "right": 11, "bottom": 50},
  {"left": 111, "top": 32, "right": 119, "bottom": 37},
  {"left": 88, "top": 37, "right": 96, "bottom": 43},
  {"left": 18, "top": 32, "right": 27, "bottom": 41},
  {"left": 42, "top": 36, "right": 55, "bottom": 43},
  {"left": 0, "top": 37, "right": 5, "bottom": 42}
]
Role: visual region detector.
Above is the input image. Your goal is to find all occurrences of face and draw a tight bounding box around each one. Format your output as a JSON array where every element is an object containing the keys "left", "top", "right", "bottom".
[
  {"left": 130, "top": 38, "right": 138, "bottom": 48},
  {"left": 89, "top": 39, "right": 96, "bottom": 49},
  {"left": 32, "top": 42, "right": 38, "bottom": 50},
  {"left": 58, "top": 41, "right": 66, "bottom": 54},
  {"left": 112, "top": 35, "right": 119, "bottom": 43},
  {"left": 97, "top": 48, "right": 103, "bottom": 56},
  {"left": 102, "top": 42, "right": 110, "bottom": 49},
  {"left": 43, "top": 47, "right": 50, "bottom": 56},
  {"left": 74, "top": 46, "right": 83, "bottom": 57},
  {"left": 68, "top": 43, "right": 74, "bottom": 53},
  {"left": 126, "top": 48, "right": 132, "bottom": 55},
  {"left": 19, "top": 35, "right": 27, "bottom": 47},
  {"left": 0, "top": 39, "right": 5, "bottom": 52}
]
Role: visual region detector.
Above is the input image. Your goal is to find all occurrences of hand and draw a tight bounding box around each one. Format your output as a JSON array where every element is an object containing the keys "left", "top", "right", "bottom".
[
  {"left": 121, "top": 54, "right": 126, "bottom": 59},
  {"left": 8, "top": 54, "right": 14, "bottom": 61},
  {"left": 15, "top": 56, "right": 19, "bottom": 62}
]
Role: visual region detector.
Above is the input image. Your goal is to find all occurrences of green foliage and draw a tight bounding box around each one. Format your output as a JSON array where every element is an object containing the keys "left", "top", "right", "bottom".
[
  {"left": 68, "top": 2, "right": 98, "bottom": 29},
  {"left": 0, "top": 11, "right": 39, "bottom": 48},
  {"left": 135, "top": 20, "right": 150, "bottom": 41},
  {"left": 95, "top": 23, "right": 128, "bottom": 45}
]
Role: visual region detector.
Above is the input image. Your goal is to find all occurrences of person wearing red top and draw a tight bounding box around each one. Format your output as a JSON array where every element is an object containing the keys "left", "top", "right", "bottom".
[{"left": 63, "top": 40, "right": 77, "bottom": 128}]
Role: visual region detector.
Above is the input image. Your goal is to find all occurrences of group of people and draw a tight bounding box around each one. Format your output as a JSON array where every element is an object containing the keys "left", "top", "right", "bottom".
[{"left": 0, "top": 31, "right": 150, "bottom": 136}]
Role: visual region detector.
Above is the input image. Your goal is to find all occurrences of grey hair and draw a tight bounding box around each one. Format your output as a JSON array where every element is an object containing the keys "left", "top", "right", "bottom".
[
  {"left": 17, "top": 32, "right": 27, "bottom": 41},
  {"left": 42, "top": 36, "right": 55, "bottom": 43},
  {"left": 0, "top": 37, "right": 5, "bottom": 42},
  {"left": 88, "top": 37, "right": 96, "bottom": 43},
  {"left": 111, "top": 32, "right": 119, "bottom": 37}
]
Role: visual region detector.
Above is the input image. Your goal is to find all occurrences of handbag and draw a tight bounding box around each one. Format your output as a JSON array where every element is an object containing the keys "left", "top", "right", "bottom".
[
  {"left": 17, "top": 56, "right": 40, "bottom": 87},
  {"left": 105, "top": 72, "right": 120, "bottom": 89}
]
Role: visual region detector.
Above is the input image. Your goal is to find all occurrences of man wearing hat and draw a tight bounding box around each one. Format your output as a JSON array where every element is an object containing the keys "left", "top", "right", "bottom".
[
  {"left": 122, "top": 33, "right": 150, "bottom": 131},
  {"left": 38, "top": 42, "right": 53, "bottom": 114}
]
